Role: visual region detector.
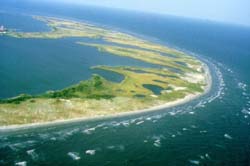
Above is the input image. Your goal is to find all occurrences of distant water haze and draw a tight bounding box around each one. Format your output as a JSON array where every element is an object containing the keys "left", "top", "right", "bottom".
[{"left": 16, "top": 0, "right": 250, "bottom": 27}]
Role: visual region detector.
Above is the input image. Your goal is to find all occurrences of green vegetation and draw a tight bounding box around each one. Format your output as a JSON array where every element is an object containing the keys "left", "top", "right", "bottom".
[
  {"left": 0, "top": 16, "right": 209, "bottom": 126},
  {"left": 0, "top": 94, "right": 33, "bottom": 104},
  {"left": 41, "top": 75, "right": 116, "bottom": 99}
]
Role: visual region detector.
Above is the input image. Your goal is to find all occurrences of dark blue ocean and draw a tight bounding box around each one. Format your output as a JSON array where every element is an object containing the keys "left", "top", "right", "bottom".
[{"left": 0, "top": 1, "right": 250, "bottom": 166}]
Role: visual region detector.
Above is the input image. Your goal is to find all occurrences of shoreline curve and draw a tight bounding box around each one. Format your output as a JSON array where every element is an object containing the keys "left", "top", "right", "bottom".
[{"left": 0, "top": 60, "right": 212, "bottom": 133}]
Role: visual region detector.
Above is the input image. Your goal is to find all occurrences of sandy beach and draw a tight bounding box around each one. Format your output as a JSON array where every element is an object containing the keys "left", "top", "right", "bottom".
[{"left": 0, "top": 61, "right": 212, "bottom": 133}]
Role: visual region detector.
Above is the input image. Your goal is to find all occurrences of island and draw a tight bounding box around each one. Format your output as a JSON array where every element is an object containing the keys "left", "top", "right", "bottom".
[{"left": 0, "top": 16, "right": 211, "bottom": 127}]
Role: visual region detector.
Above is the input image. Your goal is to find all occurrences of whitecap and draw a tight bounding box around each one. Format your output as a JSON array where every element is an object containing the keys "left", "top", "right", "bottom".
[
  {"left": 10, "top": 140, "right": 36, "bottom": 151},
  {"left": 67, "top": 152, "right": 80, "bottom": 160},
  {"left": 199, "top": 155, "right": 205, "bottom": 160},
  {"left": 177, "top": 131, "right": 182, "bottom": 135},
  {"left": 117, "top": 145, "right": 125, "bottom": 151},
  {"left": 238, "top": 82, "right": 247, "bottom": 91},
  {"left": 83, "top": 127, "right": 96, "bottom": 135},
  {"left": 112, "top": 122, "right": 121, "bottom": 127},
  {"left": 39, "top": 133, "right": 50, "bottom": 140},
  {"left": 152, "top": 136, "right": 161, "bottom": 147},
  {"left": 154, "top": 114, "right": 165, "bottom": 119},
  {"left": 121, "top": 122, "right": 130, "bottom": 127},
  {"left": 64, "top": 128, "right": 80, "bottom": 137},
  {"left": 241, "top": 108, "right": 250, "bottom": 115},
  {"left": 85, "top": 149, "right": 96, "bottom": 155},
  {"left": 215, "top": 144, "right": 225, "bottom": 149},
  {"left": 107, "top": 145, "right": 125, "bottom": 151},
  {"left": 8, "top": 145, "right": 18, "bottom": 151},
  {"left": 50, "top": 137, "right": 57, "bottom": 141},
  {"left": 15, "top": 161, "right": 27, "bottom": 166},
  {"left": 136, "top": 121, "right": 144, "bottom": 125},
  {"left": 224, "top": 133, "right": 233, "bottom": 140},
  {"left": 205, "top": 153, "right": 211, "bottom": 159},
  {"left": 171, "top": 134, "right": 176, "bottom": 138},
  {"left": 152, "top": 135, "right": 165, "bottom": 140},
  {"left": 227, "top": 68, "right": 233, "bottom": 73},
  {"left": 155, "top": 138, "right": 160, "bottom": 143},
  {"left": 153, "top": 142, "right": 161, "bottom": 147},
  {"left": 107, "top": 145, "right": 115, "bottom": 149},
  {"left": 130, "top": 119, "right": 137, "bottom": 123},
  {"left": 96, "top": 123, "right": 105, "bottom": 128},
  {"left": 243, "top": 92, "right": 248, "bottom": 96},
  {"left": 190, "top": 125, "right": 197, "bottom": 128},
  {"left": 152, "top": 120, "right": 158, "bottom": 123},
  {"left": 189, "top": 159, "right": 200, "bottom": 165},
  {"left": 27, "top": 149, "right": 38, "bottom": 160},
  {"left": 169, "top": 112, "right": 176, "bottom": 116},
  {"left": 200, "top": 130, "right": 207, "bottom": 134}
]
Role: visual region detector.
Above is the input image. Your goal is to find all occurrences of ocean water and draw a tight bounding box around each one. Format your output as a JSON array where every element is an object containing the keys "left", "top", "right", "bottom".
[{"left": 0, "top": 1, "right": 250, "bottom": 166}]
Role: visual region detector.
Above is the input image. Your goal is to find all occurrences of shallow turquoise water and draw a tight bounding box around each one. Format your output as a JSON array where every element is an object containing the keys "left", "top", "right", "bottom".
[{"left": 0, "top": 2, "right": 250, "bottom": 166}]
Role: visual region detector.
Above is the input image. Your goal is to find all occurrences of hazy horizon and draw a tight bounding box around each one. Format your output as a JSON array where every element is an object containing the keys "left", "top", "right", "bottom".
[{"left": 25, "top": 0, "right": 250, "bottom": 27}]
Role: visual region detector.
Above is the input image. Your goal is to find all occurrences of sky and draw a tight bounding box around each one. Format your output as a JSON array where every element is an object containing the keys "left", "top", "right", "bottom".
[{"left": 34, "top": 0, "right": 250, "bottom": 26}]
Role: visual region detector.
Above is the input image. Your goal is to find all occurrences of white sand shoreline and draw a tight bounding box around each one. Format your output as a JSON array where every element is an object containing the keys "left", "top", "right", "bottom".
[{"left": 0, "top": 62, "right": 212, "bottom": 133}]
